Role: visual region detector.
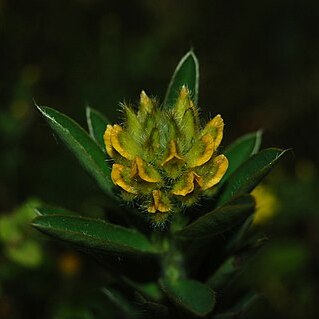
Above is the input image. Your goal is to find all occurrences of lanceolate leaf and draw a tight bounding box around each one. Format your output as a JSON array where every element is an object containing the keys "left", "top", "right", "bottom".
[
  {"left": 37, "top": 106, "right": 114, "bottom": 196},
  {"left": 221, "top": 131, "right": 262, "bottom": 185},
  {"left": 102, "top": 287, "right": 137, "bottom": 319},
  {"left": 218, "top": 148, "right": 287, "bottom": 206},
  {"left": 159, "top": 278, "right": 215, "bottom": 317},
  {"left": 207, "top": 256, "right": 238, "bottom": 290},
  {"left": 164, "top": 50, "right": 199, "bottom": 108},
  {"left": 32, "top": 215, "right": 157, "bottom": 257},
  {"left": 135, "top": 292, "right": 169, "bottom": 319},
  {"left": 86, "top": 106, "right": 110, "bottom": 151},
  {"left": 225, "top": 215, "right": 254, "bottom": 252},
  {"left": 35, "top": 205, "right": 76, "bottom": 216},
  {"left": 212, "top": 293, "right": 260, "bottom": 319},
  {"left": 175, "top": 195, "right": 255, "bottom": 239},
  {"left": 122, "top": 277, "right": 162, "bottom": 301}
]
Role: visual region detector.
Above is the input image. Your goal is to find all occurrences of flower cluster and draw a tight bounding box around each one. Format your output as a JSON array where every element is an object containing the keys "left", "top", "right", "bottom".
[{"left": 104, "top": 87, "right": 228, "bottom": 223}]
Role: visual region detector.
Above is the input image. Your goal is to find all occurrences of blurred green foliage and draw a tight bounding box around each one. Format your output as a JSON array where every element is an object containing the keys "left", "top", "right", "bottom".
[
  {"left": 245, "top": 164, "right": 319, "bottom": 319},
  {"left": 0, "top": 0, "right": 318, "bottom": 318},
  {"left": 0, "top": 199, "right": 43, "bottom": 267}
]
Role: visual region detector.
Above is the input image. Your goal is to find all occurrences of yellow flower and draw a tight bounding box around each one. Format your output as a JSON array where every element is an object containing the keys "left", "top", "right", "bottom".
[{"left": 104, "top": 87, "right": 228, "bottom": 223}]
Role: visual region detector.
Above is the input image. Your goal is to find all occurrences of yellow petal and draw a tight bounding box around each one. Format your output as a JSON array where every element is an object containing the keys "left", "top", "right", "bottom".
[
  {"left": 202, "top": 114, "right": 224, "bottom": 149},
  {"left": 172, "top": 171, "right": 203, "bottom": 196},
  {"left": 161, "top": 140, "right": 184, "bottom": 166},
  {"left": 104, "top": 125, "right": 115, "bottom": 157},
  {"left": 202, "top": 154, "right": 229, "bottom": 190},
  {"left": 111, "top": 164, "right": 137, "bottom": 194},
  {"left": 110, "top": 125, "right": 135, "bottom": 160},
  {"left": 147, "top": 190, "right": 170, "bottom": 213},
  {"left": 188, "top": 134, "right": 215, "bottom": 168},
  {"left": 135, "top": 156, "right": 162, "bottom": 183}
]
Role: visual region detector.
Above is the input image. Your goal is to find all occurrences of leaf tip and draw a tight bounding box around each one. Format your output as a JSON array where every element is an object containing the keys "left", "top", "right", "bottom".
[
  {"left": 185, "top": 48, "right": 198, "bottom": 61},
  {"left": 30, "top": 218, "right": 42, "bottom": 230},
  {"left": 34, "top": 101, "right": 44, "bottom": 113},
  {"left": 256, "top": 129, "right": 263, "bottom": 140},
  {"left": 85, "top": 105, "right": 92, "bottom": 115},
  {"left": 34, "top": 207, "right": 42, "bottom": 216},
  {"left": 35, "top": 103, "right": 51, "bottom": 118}
]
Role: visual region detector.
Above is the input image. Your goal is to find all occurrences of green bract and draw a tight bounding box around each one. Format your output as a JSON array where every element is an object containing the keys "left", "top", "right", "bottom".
[{"left": 104, "top": 87, "right": 228, "bottom": 223}]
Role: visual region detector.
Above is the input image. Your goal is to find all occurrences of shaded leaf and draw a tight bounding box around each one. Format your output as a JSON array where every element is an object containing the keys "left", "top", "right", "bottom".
[
  {"left": 231, "top": 292, "right": 260, "bottom": 314},
  {"left": 35, "top": 205, "right": 76, "bottom": 216},
  {"left": 225, "top": 215, "right": 254, "bottom": 252},
  {"left": 37, "top": 106, "right": 114, "bottom": 196},
  {"left": 221, "top": 131, "right": 262, "bottom": 185},
  {"left": 122, "top": 277, "right": 162, "bottom": 301},
  {"left": 207, "top": 256, "right": 238, "bottom": 290},
  {"left": 164, "top": 50, "right": 199, "bottom": 108},
  {"left": 86, "top": 106, "right": 110, "bottom": 151},
  {"left": 218, "top": 148, "right": 287, "bottom": 206},
  {"left": 175, "top": 195, "right": 255, "bottom": 240},
  {"left": 212, "top": 293, "right": 260, "bottom": 319},
  {"left": 32, "top": 215, "right": 157, "bottom": 257},
  {"left": 159, "top": 278, "right": 215, "bottom": 317},
  {"left": 102, "top": 287, "right": 137, "bottom": 319},
  {"left": 94, "top": 252, "right": 161, "bottom": 282},
  {"left": 135, "top": 292, "right": 169, "bottom": 319}
]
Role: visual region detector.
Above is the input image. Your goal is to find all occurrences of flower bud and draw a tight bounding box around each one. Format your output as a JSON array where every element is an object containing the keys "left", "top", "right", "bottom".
[{"left": 104, "top": 88, "right": 228, "bottom": 224}]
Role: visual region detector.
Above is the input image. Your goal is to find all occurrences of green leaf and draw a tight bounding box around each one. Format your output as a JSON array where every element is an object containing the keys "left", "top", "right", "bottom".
[
  {"left": 35, "top": 205, "right": 76, "bottom": 216},
  {"left": 32, "top": 215, "right": 157, "bottom": 257},
  {"left": 135, "top": 292, "right": 169, "bottom": 319},
  {"left": 175, "top": 195, "right": 255, "bottom": 239},
  {"left": 232, "top": 292, "right": 260, "bottom": 313},
  {"left": 37, "top": 106, "right": 114, "bottom": 196},
  {"left": 212, "top": 293, "right": 260, "bottom": 319},
  {"left": 102, "top": 287, "right": 137, "bottom": 319},
  {"left": 159, "top": 278, "right": 215, "bottom": 317},
  {"left": 218, "top": 148, "right": 288, "bottom": 206},
  {"left": 225, "top": 215, "right": 254, "bottom": 252},
  {"left": 206, "top": 250, "right": 254, "bottom": 293},
  {"left": 86, "top": 107, "right": 110, "bottom": 151},
  {"left": 164, "top": 50, "right": 199, "bottom": 108},
  {"left": 221, "top": 131, "right": 262, "bottom": 185},
  {"left": 207, "top": 256, "right": 238, "bottom": 290},
  {"left": 122, "top": 277, "right": 162, "bottom": 301}
]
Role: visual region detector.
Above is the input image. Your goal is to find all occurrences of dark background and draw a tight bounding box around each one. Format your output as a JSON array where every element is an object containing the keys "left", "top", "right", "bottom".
[
  {"left": 1, "top": 0, "right": 318, "bottom": 211},
  {"left": 0, "top": 1, "right": 319, "bottom": 318}
]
